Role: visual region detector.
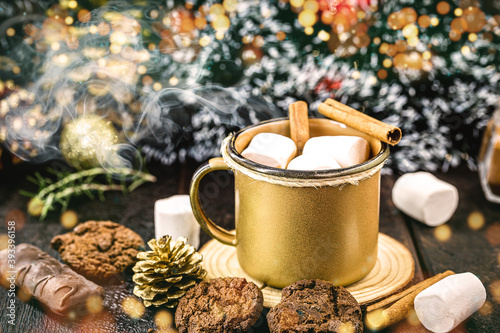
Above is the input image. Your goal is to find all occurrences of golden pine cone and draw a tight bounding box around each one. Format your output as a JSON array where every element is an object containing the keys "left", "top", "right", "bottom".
[{"left": 132, "top": 235, "right": 206, "bottom": 308}]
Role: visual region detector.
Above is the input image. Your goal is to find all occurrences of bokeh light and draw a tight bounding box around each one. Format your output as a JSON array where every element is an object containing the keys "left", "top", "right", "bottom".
[
  {"left": 490, "top": 280, "right": 500, "bottom": 304},
  {"left": 60, "top": 210, "right": 79, "bottom": 229},
  {"left": 478, "top": 301, "right": 493, "bottom": 316},
  {"left": 155, "top": 310, "right": 175, "bottom": 329},
  {"left": 434, "top": 224, "right": 452, "bottom": 242},
  {"left": 86, "top": 295, "right": 104, "bottom": 314},
  {"left": 122, "top": 296, "right": 145, "bottom": 319},
  {"left": 467, "top": 211, "right": 485, "bottom": 230},
  {"left": 486, "top": 223, "right": 500, "bottom": 246},
  {"left": 462, "top": 7, "right": 486, "bottom": 33},
  {"left": 437, "top": 2, "right": 450, "bottom": 15}
]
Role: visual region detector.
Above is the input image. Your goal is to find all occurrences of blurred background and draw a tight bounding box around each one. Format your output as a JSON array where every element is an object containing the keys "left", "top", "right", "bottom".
[{"left": 0, "top": 0, "right": 499, "bottom": 174}]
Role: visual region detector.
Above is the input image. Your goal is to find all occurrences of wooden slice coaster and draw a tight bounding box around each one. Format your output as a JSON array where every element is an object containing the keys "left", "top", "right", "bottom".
[{"left": 200, "top": 233, "right": 415, "bottom": 308}]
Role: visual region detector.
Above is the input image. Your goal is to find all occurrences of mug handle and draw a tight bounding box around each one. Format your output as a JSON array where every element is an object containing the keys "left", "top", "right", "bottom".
[{"left": 189, "top": 157, "right": 237, "bottom": 246}]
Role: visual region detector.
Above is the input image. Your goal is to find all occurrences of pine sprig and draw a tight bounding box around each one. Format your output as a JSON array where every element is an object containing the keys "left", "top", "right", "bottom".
[{"left": 23, "top": 167, "right": 157, "bottom": 220}]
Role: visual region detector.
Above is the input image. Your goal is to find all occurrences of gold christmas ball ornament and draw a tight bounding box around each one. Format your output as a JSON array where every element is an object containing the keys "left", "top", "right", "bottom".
[
  {"left": 59, "top": 114, "right": 120, "bottom": 170},
  {"left": 132, "top": 236, "right": 206, "bottom": 308}
]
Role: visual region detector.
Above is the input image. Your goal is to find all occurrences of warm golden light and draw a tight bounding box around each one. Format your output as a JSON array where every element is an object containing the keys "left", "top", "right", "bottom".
[
  {"left": 467, "top": 211, "right": 485, "bottom": 230},
  {"left": 449, "top": 29, "right": 462, "bottom": 41},
  {"left": 169, "top": 76, "right": 179, "bottom": 86},
  {"left": 276, "top": 31, "right": 286, "bottom": 41},
  {"left": 223, "top": 0, "right": 238, "bottom": 12},
  {"left": 434, "top": 224, "right": 452, "bottom": 242},
  {"left": 304, "top": 0, "right": 319, "bottom": 13},
  {"left": 215, "top": 31, "right": 225, "bottom": 40},
  {"left": 68, "top": 0, "right": 78, "bottom": 9},
  {"left": 437, "top": 2, "right": 451, "bottom": 15},
  {"left": 86, "top": 295, "right": 104, "bottom": 314},
  {"left": 89, "top": 25, "right": 98, "bottom": 34},
  {"left": 318, "top": 30, "right": 330, "bottom": 41},
  {"left": 478, "top": 301, "right": 493, "bottom": 316},
  {"left": 212, "top": 15, "right": 230, "bottom": 31},
  {"left": 155, "top": 310, "right": 174, "bottom": 329},
  {"left": 298, "top": 10, "right": 317, "bottom": 27},
  {"left": 290, "top": 0, "right": 305, "bottom": 8},
  {"left": 122, "top": 297, "right": 145, "bottom": 319},
  {"left": 403, "top": 24, "right": 418, "bottom": 39},
  {"left": 60, "top": 210, "right": 78, "bottom": 229},
  {"left": 199, "top": 35, "right": 211, "bottom": 47},
  {"left": 418, "top": 15, "right": 431, "bottom": 28}
]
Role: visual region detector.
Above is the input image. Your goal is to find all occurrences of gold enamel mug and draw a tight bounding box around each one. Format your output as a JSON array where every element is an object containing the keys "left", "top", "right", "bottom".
[{"left": 190, "top": 118, "right": 389, "bottom": 288}]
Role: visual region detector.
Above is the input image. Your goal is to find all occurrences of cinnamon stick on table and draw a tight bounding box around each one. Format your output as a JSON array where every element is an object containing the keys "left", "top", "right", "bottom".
[
  {"left": 365, "top": 270, "right": 455, "bottom": 330},
  {"left": 289, "top": 101, "right": 310, "bottom": 154},
  {"left": 318, "top": 98, "right": 402, "bottom": 145}
]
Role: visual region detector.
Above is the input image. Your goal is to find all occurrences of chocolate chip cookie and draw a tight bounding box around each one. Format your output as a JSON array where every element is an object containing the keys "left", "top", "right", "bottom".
[
  {"left": 267, "top": 279, "right": 363, "bottom": 333},
  {"left": 51, "top": 221, "right": 144, "bottom": 283},
  {"left": 175, "top": 277, "right": 264, "bottom": 333}
]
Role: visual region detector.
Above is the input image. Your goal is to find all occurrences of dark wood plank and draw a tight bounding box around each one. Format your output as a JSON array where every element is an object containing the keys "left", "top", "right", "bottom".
[{"left": 402, "top": 167, "right": 500, "bottom": 332}]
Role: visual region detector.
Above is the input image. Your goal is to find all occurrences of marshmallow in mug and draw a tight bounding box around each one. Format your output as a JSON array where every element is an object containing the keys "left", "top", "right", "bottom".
[
  {"left": 414, "top": 272, "right": 486, "bottom": 333},
  {"left": 392, "top": 172, "right": 459, "bottom": 226},
  {"left": 241, "top": 132, "right": 297, "bottom": 169},
  {"left": 287, "top": 153, "right": 341, "bottom": 170},
  {"left": 302, "top": 136, "right": 370, "bottom": 168},
  {"left": 154, "top": 195, "right": 200, "bottom": 249}
]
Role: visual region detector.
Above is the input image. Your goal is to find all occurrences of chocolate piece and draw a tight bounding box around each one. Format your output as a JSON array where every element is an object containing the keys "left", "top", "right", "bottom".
[
  {"left": 51, "top": 221, "right": 144, "bottom": 282},
  {"left": 0, "top": 243, "right": 103, "bottom": 316},
  {"left": 267, "top": 279, "right": 363, "bottom": 333},
  {"left": 175, "top": 277, "right": 264, "bottom": 333}
]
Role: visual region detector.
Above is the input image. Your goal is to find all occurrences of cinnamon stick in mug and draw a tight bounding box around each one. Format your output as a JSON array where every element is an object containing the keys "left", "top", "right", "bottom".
[
  {"left": 318, "top": 98, "right": 402, "bottom": 145},
  {"left": 289, "top": 101, "right": 310, "bottom": 154}
]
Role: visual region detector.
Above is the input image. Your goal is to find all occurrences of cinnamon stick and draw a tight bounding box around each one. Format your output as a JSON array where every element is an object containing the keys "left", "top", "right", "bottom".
[
  {"left": 365, "top": 270, "right": 455, "bottom": 330},
  {"left": 289, "top": 101, "right": 310, "bottom": 154},
  {"left": 318, "top": 98, "right": 402, "bottom": 145}
]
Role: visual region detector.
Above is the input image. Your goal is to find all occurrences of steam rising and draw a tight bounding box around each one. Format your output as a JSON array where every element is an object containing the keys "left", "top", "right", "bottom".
[{"left": 0, "top": 0, "right": 280, "bottom": 169}]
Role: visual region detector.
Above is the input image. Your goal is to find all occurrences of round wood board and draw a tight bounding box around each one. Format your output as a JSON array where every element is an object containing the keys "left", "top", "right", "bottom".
[{"left": 200, "top": 233, "right": 415, "bottom": 308}]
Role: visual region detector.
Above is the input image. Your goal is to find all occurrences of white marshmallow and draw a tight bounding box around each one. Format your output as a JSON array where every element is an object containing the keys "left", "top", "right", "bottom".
[
  {"left": 414, "top": 272, "right": 486, "bottom": 333},
  {"left": 287, "top": 153, "right": 342, "bottom": 171},
  {"left": 392, "top": 172, "right": 459, "bottom": 226},
  {"left": 154, "top": 195, "right": 200, "bottom": 248},
  {"left": 302, "top": 136, "right": 370, "bottom": 168},
  {"left": 241, "top": 132, "right": 297, "bottom": 169}
]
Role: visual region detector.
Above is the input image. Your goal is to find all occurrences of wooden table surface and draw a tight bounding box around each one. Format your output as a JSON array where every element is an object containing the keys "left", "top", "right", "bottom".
[{"left": 0, "top": 160, "right": 498, "bottom": 333}]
